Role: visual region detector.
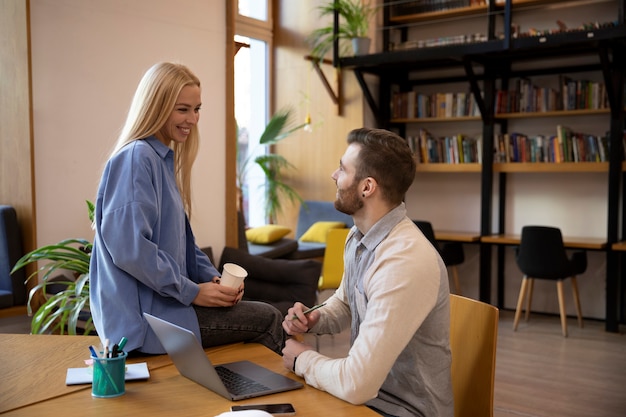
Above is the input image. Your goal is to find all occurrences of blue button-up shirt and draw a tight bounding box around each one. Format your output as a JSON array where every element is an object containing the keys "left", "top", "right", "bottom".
[{"left": 90, "top": 137, "right": 219, "bottom": 354}]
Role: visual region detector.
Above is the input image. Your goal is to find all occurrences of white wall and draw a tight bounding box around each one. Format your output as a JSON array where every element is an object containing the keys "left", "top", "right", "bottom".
[{"left": 30, "top": 0, "right": 226, "bottom": 252}]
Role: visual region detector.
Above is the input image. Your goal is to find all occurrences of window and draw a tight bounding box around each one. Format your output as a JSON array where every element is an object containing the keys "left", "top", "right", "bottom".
[
  {"left": 238, "top": 0, "right": 267, "bottom": 21},
  {"left": 235, "top": 0, "right": 273, "bottom": 227}
]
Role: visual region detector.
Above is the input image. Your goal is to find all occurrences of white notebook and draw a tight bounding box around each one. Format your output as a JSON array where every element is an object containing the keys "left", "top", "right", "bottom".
[{"left": 65, "top": 362, "right": 150, "bottom": 385}]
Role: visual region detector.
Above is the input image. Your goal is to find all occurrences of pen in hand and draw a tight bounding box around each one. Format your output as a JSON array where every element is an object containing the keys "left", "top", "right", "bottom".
[{"left": 291, "top": 302, "right": 326, "bottom": 320}]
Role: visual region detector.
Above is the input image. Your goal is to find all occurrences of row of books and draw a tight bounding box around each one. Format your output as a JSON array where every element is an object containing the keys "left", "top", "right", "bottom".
[
  {"left": 493, "top": 126, "right": 609, "bottom": 163},
  {"left": 391, "top": 0, "right": 486, "bottom": 17},
  {"left": 494, "top": 77, "right": 608, "bottom": 114},
  {"left": 391, "top": 91, "right": 481, "bottom": 119},
  {"left": 393, "top": 77, "right": 610, "bottom": 119},
  {"left": 408, "top": 129, "right": 483, "bottom": 164},
  {"left": 407, "top": 127, "right": 624, "bottom": 165}
]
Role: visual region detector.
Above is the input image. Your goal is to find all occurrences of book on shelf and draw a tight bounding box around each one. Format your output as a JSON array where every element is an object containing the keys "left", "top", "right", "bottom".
[
  {"left": 390, "top": 1, "right": 482, "bottom": 17},
  {"left": 391, "top": 90, "right": 479, "bottom": 119},
  {"left": 410, "top": 128, "right": 482, "bottom": 164},
  {"left": 496, "top": 75, "right": 608, "bottom": 114},
  {"left": 494, "top": 128, "right": 609, "bottom": 163}
]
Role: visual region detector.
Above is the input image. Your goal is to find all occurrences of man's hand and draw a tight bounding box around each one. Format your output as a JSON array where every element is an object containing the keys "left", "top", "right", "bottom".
[
  {"left": 282, "top": 302, "right": 321, "bottom": 335},
  {"left": 282, "top": 338, "right": 314, "bottom": 373}
]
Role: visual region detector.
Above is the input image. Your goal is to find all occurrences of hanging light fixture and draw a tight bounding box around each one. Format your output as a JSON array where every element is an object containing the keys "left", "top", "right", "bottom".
[
  {"left": 303, "top": 64, "right": 313, "bottom": 133},
  {"left": 304, "top": 113, "right": 313, "bottom": 133}
]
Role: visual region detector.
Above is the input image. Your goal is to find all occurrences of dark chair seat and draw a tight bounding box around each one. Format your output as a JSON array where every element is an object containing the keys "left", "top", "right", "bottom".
[{"left": 513, "top": 225, "right": 586, "bottom": 337}]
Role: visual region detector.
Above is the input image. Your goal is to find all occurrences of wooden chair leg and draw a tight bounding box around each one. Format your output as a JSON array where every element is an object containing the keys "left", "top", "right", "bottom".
[
  {"left": 556, "top": 280, "right": 568, "bottom": 337},
  {"left": 513, "top": 276, "right": 529, "bottom": 331},
  {"left": 525, "top": 278, "right": 534, "bottom": 321},
  {"left": 450, "top": 266, "right": 461, "bottom": 295},
  {"left": 570, "top": 276, "right": 583, "bottom": 328}
]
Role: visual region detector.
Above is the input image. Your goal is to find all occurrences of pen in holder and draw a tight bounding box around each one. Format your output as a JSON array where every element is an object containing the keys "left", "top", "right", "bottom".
[{"left": 91, "top": 351, "right": 127, "bottom": 398}]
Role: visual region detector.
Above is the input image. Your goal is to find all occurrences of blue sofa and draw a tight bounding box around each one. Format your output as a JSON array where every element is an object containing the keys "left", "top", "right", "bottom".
[
  {"left": 242, "top": 200, "right": 353, "bottom": 260},
  {"left": 284, "top": 200, "right": 353, "bottom": 259}
]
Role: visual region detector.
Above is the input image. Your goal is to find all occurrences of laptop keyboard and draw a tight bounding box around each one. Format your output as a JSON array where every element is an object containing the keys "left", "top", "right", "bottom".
[{"left": 215, "top": 365, "right": 271, "bottom": 395}]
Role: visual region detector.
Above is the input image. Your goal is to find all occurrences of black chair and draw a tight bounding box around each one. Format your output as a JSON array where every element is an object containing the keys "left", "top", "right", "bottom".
[
  {"left": 413, "top": 220, "right": 465, "bottom": 295},
  {"left": 513, "top": 225, "right": 586, "bottom": 337}
]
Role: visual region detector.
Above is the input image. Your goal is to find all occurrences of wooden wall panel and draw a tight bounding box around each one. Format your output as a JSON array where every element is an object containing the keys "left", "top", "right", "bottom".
[
  {"left": 273, "top": 0, "right": 365, "bottom": 233},
  {"left": 0, "top": 0, "right": 36, "bottom": 256}
]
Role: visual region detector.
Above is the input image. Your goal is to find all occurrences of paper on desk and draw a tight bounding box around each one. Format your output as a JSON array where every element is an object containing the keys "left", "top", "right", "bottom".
[{"left": 65, "top": 362, "right": 150, "bottom": 385}]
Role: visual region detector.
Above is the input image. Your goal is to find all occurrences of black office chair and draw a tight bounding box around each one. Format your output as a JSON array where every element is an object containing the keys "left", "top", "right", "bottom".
[
  {"left": 413, "top": 220, "right": 465, "bottom": 295},
  {"left": 513, "top": 225, "right": 586, "bottom": 337}
]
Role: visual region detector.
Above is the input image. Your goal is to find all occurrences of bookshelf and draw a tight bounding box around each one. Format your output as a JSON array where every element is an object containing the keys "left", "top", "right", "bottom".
[{"left": 337, "top": 0, "right": 626, "bottom": 331}]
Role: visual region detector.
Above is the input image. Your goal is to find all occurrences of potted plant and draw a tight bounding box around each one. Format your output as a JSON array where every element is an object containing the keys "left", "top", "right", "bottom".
[
  {"left": 237, "top": 107, "right": 308, "bottom": 224},
  {"left": 11, "top": 201, "right": 95, "bottom": 335},
  {"left": 308, "top": 0, "right": 377, "bottom": 60}
]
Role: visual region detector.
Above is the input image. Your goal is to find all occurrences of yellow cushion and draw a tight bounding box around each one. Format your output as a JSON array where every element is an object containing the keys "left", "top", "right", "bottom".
[
  {"left": 300, "top": 221, "right": 346, "bottom": 243},
  {"left": 245, "top": 225, "right": 291, "bottom": 244}
]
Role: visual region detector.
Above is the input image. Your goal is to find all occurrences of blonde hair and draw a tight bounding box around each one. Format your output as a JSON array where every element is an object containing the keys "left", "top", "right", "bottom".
[{"left": 111, "top": 62, "right": 200, "bottom": 216}]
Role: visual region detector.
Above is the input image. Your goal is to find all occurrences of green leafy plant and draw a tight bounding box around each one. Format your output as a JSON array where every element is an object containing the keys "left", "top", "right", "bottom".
[
  {"left": 11, "top": 200, "right": 95, "bottom": 335},
  {"left": 237, "top": 107, "right": 307, "bottom": 224},
  {"left": 308, "top": 0, "right": 377, "bottom": 60}
]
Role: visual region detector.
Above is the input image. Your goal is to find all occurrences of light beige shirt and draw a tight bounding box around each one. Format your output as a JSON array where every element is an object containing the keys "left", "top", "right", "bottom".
[{"left": 296, "top": 204, "right": 453, "bottom": 417}]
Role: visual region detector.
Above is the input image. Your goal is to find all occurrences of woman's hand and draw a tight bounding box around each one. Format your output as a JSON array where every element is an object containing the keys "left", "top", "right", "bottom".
[{"left": 193, "top": 277, "right": 244, "bottom": 307}]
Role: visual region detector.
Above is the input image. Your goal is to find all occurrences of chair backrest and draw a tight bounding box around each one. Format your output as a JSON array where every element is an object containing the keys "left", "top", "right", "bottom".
[
  {"left": 449, "top": 294, "right": 498, "bottom": 417},
  {"left": 516, "top": 225, "right": 572, "bottom": 279},
  {"left": 318, "top": 228, "right": 350, "bottom": 290},
  {"left": 412, "top": 220, "right": 440, "bottom": 250}
]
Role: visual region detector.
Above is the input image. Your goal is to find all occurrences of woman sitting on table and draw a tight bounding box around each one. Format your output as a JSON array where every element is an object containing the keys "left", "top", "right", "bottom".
[{"left": 89, "top": 62, "right": 284, "bottom": 355}]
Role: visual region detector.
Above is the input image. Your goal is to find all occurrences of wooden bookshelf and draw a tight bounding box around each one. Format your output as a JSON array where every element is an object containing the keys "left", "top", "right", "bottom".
[
  {"left": 493, "top": 162, "right": 609, "bottom": 173},
  {"left": 388, "top": 0, "right": 577, "bottom": 24},
  {"left": 416, "top": 163, "right": 482, "bottom": 173},
  {"left": 392, "top": 116, "right": 482, "bottom": 123},
  {"left": 340, "top": 0, "right": 625, "bottom": 331},
  {"left": 496, "top": 108, "right": 611, "bottom": 119},
  {"left": 389, "top": 3, "right": 489, "bottom": 24}
]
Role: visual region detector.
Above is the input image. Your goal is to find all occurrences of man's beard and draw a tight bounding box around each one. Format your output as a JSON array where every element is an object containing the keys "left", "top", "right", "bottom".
[{"left": 334, "top": 180, "right": 363, "bottom": 215}]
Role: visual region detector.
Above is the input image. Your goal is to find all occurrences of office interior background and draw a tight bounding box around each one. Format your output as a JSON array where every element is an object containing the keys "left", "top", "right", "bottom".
[{"left": 0, "top": 0, "right": 622, "bottom": 321}]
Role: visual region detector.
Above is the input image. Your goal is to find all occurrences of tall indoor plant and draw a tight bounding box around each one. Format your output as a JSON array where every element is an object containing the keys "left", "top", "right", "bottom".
[
  {"left": 237, "top": 107, "right": 308, "bottom": 224},
  {"left": 11, "top": 200, "right": 95, "bottom": 335},
  {"left": 308, "top": 0, "right": 377, "bottom": 60}
]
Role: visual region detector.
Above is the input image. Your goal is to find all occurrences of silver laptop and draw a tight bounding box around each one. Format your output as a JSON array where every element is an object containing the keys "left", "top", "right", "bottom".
[{"left": 143, "top": 312, "right": 303, "bottom": 400}]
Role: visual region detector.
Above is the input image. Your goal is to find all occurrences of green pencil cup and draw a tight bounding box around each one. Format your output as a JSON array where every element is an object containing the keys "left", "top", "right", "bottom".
[{"left": 91, "top": 351, "right": 127, "bottom": 398}]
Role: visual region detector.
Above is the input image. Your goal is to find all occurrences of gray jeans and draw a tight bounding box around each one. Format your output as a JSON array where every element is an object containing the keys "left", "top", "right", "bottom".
[{"left": 193, "top": 301, "right": 285, "bottom": 355}]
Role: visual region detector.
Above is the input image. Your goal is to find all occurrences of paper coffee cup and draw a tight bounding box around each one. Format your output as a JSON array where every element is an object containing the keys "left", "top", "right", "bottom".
[{"left": 220, "top": 263, "right": 248, "bottom": 288}]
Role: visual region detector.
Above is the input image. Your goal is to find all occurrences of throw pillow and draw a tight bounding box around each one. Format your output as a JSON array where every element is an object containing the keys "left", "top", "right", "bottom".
[
  {"left": 245, "top": 224, "right": 291, "bottom": 244},
  {"left": 299, "top": 221, "right": 346, "bottom": 243}
]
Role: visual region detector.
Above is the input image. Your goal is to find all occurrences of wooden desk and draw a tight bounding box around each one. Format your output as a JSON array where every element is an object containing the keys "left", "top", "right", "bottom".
[
  {"left": 434, "top": 231, "right": 481, "bottom": 243},
  {"left": 481, "top": 234, "right": 607, "bottom": 250},
  {"left": 611, "top": 241, "right": 626, "bottom": 251},
  {"left": 0, "top": 334, "right": 376, "bottom": 417}
]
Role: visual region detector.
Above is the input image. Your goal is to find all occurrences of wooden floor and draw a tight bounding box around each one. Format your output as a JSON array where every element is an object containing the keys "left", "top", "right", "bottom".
[{"left": 2, "top": 309, "right": 625, "bottom": 417}]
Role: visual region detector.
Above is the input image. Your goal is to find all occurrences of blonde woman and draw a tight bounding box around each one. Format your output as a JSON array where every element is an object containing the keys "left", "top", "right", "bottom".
[{"left": 90, "top": 62, "right": 284, "bottom": 355}]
